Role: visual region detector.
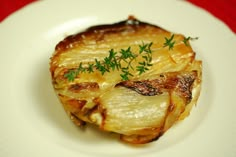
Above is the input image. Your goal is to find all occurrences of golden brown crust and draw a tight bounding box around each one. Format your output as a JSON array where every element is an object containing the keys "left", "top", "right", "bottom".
[
  {"left": 116, "top": 71, "right": 197, "bottom": 102},
  {"left": 55, "top": 16, "right": 165, "bottom": 53},
  {"left": 68, "top": 82, "right": 99, "bottom": 93},
  {"left": 50, "top": 16, "right": 202, "bottom": 144}
]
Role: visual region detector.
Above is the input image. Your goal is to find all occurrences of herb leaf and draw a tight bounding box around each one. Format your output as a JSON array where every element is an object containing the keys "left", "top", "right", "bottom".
[
  {"left": 163, "top": 34, "right": 175, "bottom": 50},
  {"left": 64, "top": 42, "right": 155, "bottom": 81},
  {"left": 64, "top": 70, "right": 77, "bottom": 82},
  {"left": 183, "top": 36, "right": 199, "bottom": 46}
]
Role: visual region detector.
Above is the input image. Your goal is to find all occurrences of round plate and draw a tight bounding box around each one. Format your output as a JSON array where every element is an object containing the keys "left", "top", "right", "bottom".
[{"left": 0, "top": 0, "right": 235, "bottom": 157}]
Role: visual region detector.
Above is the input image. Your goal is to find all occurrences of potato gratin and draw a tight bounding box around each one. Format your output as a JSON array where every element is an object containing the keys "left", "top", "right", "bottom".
[{"left": 50, "top": 17, "right": 202, "bottom": 144}]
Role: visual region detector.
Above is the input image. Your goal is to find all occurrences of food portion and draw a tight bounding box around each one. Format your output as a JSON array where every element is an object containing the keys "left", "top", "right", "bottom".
[{"left": 50, "top": 16, "right": 202, "bottom": 144}]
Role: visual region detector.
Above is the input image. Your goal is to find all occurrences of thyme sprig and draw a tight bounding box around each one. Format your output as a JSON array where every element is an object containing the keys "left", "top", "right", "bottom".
[
  {"left": 137, "top": 42, "right": 153, "bottom": 75},
  {"left": 64, "top": 42, "right": 153, "bottom": 81},
  {"left": 183, "top": 36, "right": 199, "bottom": 46},
  {"left": 163, "top": 35, "right": 199, "bottom": 49},
  {"left": 64, "top": 35, "right": 199, "bottom": 82},
  {"left": 163, "top": 34, "right": 175, "bottom": 50}
]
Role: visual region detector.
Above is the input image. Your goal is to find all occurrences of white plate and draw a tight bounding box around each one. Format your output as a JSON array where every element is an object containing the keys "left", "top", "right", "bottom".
[{"left": 0, "top": 0, "right": 235, "bottom": 157}]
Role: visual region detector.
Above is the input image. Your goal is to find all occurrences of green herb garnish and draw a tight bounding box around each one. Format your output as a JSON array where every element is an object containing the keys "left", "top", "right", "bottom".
[
  {"left": 64, "top": 42, "right": 153, "bottom": 81},
  {"left": 183, "top": 36, "right": 199, "bottom": 46},
  {"left": 163, "top": 34, "right": 175, "bottom": 50},
  {"left": 64, "top": 35, "right": 199, "bottom": 82},
  {"left": 137, "top": 42, "right": 153, "bottom": 75}
]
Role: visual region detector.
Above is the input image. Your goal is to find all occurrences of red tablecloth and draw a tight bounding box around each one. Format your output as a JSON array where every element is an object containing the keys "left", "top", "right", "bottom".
[{"left": 0, "top": 0, "right": 235, "bottom": 33}]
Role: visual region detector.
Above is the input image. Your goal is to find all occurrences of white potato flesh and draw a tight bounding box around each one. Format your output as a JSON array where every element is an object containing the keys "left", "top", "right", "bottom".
[{"left": 101, "top": 87, "right": 170, "bottom": 135}]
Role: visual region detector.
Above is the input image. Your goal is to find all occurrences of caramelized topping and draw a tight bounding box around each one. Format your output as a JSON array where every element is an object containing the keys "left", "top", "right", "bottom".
[
  {"left": 68, "top": 82, "right": 99, "bottom": 92},
  {"left": 117, "top": 71, "right": 197, "bottom": 103}
]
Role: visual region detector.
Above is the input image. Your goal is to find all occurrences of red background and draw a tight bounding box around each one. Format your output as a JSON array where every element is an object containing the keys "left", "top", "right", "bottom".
[{"left": 0, "top": 0, "right": 235, "bottom": 33}]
